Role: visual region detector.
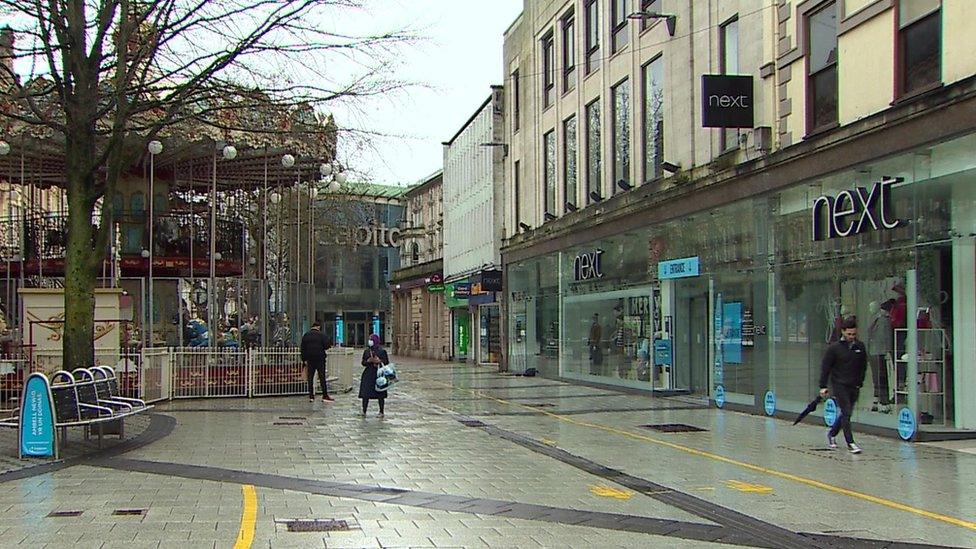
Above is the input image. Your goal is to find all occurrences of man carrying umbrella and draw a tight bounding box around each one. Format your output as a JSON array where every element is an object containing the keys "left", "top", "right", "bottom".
[{"left": 819, "top": 317, "right": 868, "bottom": 454}]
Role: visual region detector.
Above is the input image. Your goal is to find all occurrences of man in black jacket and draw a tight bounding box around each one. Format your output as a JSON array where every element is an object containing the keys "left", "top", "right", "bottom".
[
  {"left": 301, "top": 322, "right": 333, "bottom": 403},
  {"left": 819, "top": 317, "right": 867, "bottom": 453}
]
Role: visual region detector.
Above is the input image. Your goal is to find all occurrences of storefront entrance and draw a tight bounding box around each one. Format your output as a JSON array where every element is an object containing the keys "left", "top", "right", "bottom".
[{"left": 673, "top": 279, "right": 710, "bottom": 395}]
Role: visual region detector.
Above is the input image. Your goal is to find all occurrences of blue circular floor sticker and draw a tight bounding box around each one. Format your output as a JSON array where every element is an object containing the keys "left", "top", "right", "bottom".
[
  {"left": 823, "top": 398, "right": 838, "bottom": 427},
  {"left": 898, "top": 407, "right": 916, "bottom": 440},
  {"left": 715, "top": 385, "right": 726, "bottom": 408},
  {"left": 764, "top": 391, "right": 776, "bottom": 416}
]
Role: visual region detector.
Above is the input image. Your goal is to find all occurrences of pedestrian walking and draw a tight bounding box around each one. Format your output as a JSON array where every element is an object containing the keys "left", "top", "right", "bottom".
[
  {"left": 360, "top": 334, "right": 389, "bottom": 417},
  {"left": 819, "top": 317, "right": 867, "bottom": 454},
  {"left": 300, "top": 322, "right": 333, "bottom": 403}
]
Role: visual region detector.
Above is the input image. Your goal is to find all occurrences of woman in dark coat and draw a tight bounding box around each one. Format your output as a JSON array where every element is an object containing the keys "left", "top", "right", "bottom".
[{"left": 359, "top": 334, "right": 389, "bottom": 416}]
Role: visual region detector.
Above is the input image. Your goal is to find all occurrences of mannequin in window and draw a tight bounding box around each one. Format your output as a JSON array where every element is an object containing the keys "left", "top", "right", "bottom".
[
  {"left": 890, "top": 282, "right": 908, "bottom": 387},
  {"left": 867, "top": 300, "right": 892, "bottom": 413}
]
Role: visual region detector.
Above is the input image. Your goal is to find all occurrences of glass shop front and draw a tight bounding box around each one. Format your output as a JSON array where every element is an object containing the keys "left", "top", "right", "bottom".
[{"left": 506, "top": 132, "right": 976, "bottom": 436}]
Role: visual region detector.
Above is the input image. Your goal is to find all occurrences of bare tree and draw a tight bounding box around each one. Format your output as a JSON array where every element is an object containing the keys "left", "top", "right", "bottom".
[{"left": 0, "top": 0, "right": 412, "bottom": 368}]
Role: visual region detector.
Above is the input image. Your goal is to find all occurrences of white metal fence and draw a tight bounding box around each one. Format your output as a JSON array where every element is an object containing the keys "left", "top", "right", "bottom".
[{"left": 4, "top": 346, "right": 351, "bottom": 403}]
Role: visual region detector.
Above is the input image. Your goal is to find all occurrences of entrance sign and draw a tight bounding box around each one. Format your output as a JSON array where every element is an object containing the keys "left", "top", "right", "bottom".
[
  {"left": 573, "top": 250, "right": 604, "bottom": 282},
  {"left": 701, "top": 75, "right": 754, "bottom": 128},
  {"left": 811, "top": 177, "right": 902, "bottom": 241},
  {"left": 19, "top": 373, "right": 57, "bottom": 459},
  {"left": 658, "top": 256, "right": 700, "bottom": 280},
  {"left": 335, "top": 315, "right": 345, "bottom": 345}
]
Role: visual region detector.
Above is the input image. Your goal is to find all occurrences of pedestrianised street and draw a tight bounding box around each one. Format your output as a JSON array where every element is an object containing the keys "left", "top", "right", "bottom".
[{"left": 2, "top": 358, "right": 974, "bottom": 548}]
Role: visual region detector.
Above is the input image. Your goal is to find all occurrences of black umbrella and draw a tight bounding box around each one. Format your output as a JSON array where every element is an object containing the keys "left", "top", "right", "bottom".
[{"left": 793, "top": 395, "right": 824, "bottom": 425}]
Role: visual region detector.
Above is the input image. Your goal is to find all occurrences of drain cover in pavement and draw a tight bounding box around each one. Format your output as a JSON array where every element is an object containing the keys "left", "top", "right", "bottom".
[
  {"left": 458, "top": 419, "right": 487, "bottom": 427},
  {"left": 639, "top": 423, "right": 708, "bottom": 433},
  {"left": 526, "top": 403, "right": 556, "bottom": 408},
  {"left": 112, "top": 509, "right": 147, "bottom": 516},
  {"left": 278, "top": 518, "right": 351, "bottom": 532},
  {"left": 278, "top": 416, "right": 307, "bottom": 420},
  {"left": 47, "top": 510, "right": 83, "bottom": 517},
  {"left": 272, "top": 421, "right": 304, "bottom": 425}
]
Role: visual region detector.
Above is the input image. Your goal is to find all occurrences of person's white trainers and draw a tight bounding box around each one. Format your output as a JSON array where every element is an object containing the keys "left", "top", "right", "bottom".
[
  {"left": 848, "top": 442, "right": 863, "bottom": 454},
  {"left": 827, "top": 431, "right": 838, "bottom": 449}
]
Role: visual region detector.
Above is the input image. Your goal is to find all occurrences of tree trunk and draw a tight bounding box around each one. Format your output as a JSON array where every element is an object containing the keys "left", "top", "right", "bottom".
[{"left": 63, "top": 142, "right": 99, "bottom": 371}]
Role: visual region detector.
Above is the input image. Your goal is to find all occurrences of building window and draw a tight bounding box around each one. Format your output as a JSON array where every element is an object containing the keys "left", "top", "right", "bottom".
[
  {"left": 642, "top": 56, "right": 664, "bottom": 182},
  {"left": 562, "top": 12, "right": 576, "bottom": 93},
  {"left": 807, "top": 2, "right": 838, "bottom": 133},
  {"left": 585, "top": 0, "right": 600, "bottom": 74},
  {"left": 512, "top": 69, "right": 520, "bottom": 132},
  {"left": 611, "top": 0, "right": 629, "bottom": 53},
  {"left": 640, "top": 0, "right": 659, "bottom": 32},
  {"left": 720, "top": 16, "right": 739, "bottom": 151},
  {"left": 411, "top": 242, "right": 420, "bottom": 263},
  {"left": 543, "top": 130, "right": 556, "bottom": 218},
  {"left": 612, "top": 78, "right": 630, "bottom": 193},
  {"left": 563, "top": 116, "right": 578, "bottom": 211},
  {"left": 360, "top": 252, "right": 374, "bottom": 290},
  {"left": 542, "top": 32, "right": 555, "bottom": 108},
  {"left": 898, "top": 0, "right": 941, "bottom": 97},
  {"left": 514, "top": 160, "right": 521, "bottom": 230},
  {"left": 585, "top": 99, "right": 602, "bottom": 203}
]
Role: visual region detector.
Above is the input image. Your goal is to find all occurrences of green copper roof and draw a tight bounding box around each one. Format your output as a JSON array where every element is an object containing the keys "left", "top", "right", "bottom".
[{"left": 339, "top": 181, "right": 409, "bottom": 199}]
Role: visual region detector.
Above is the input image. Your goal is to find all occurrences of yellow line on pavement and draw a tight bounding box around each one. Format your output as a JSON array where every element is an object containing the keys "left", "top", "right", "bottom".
[
  {"left": 234, "top": 484, "right": 258, "bottom": 549},
  {"left": 433, "top": 380, "right": 976, "bottom": 532}
]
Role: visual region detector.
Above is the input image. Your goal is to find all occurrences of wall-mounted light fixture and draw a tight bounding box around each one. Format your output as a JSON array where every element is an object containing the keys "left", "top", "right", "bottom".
[
  {"left": 518, "top": 222, "right": 531, "bottom": 232},
  {"left": 662, "top": 161, "right": 681, "bottom": 174},
  {"left": 544, "top": 212, "right": 557, "bottom": 222},
  {"left": 627, "top": 11, "right": 677, "bottom": 36},
  {"left": 565, "top": 202, "right": 578, "bottom": 213},
  {"left": 616, "top": 179, "right": 633, "bottom": 192},
  {"left": 589, "top": 191, "right": 603, "bottom": 203}
]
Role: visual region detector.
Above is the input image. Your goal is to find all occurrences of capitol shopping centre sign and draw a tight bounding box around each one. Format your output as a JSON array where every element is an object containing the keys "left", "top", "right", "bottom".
[{"left": 326, "top": 223, "right": 402, "bottom": 248}]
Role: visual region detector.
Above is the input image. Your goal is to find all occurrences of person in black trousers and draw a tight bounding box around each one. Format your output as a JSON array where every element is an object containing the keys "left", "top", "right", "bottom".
[
  {"left": 819, "top": 317, "right": 868, "bottom": 454},
  {"left": 300, "top": 322, "right": 333, "bottom": 403},
  {"left": 360, "top": 333, "right": 389, "bottom": 417}
]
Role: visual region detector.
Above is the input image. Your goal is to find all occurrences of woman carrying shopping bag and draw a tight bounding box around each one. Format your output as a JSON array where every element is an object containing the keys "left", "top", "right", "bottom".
[{"left": 359, "top": 334, "right": 389, "bottom": 417}]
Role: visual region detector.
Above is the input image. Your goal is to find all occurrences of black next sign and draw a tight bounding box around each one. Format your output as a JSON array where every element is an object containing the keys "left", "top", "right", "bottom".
[{"left": 701, "top": 75, "right": 754, "bottom": 128}]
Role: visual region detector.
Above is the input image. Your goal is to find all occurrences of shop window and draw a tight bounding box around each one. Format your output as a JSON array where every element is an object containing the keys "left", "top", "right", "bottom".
[
  {"left": 720, "top": 16, "right": 739, "bottom": 151},
  {"left": 563, "top": 115, "right": 578, "bottom": 212},
  {"left": 806, "top": 2, "right": 838, "bottom": 134},
  {"left": 611, "top": 0, "right": 629, "bottom": 53},
  {"left": 585, "top": 0, "right": 600, "bottom": 74},
  {"left": 898, "top": 0, "right": 941, "bottom": 97},
  {"left": 642, "top": 56, "right": 664, "bottom": 182},
  {"left": 542, "top": 31, "right": 555, "bottom": 109},
  {"left": 543, "top": 130, "right": 557, "bottom": 219},
  {"left": 612, "top": 78, "right": 631, "bottom": 193},
  {"left": 562, "top": 12, "right": 576, "bottom": 93},
  {"left": 585, "top": 99, "right": 602, "bottom": 203}
]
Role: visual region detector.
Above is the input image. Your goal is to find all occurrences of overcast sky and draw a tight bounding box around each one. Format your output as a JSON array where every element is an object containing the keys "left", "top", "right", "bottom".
[{"left": 336, "top": 0, "right": 523, "bottom": 187}]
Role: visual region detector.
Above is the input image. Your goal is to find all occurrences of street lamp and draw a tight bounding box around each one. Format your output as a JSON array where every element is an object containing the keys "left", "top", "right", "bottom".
[
  {"left": 282, "top": 154, "right": 295, "bottom": 168},
  {"left": 147, "top": 140, "right": 162, "bottom": 348},
  {"left": 222, "top": 145, "right": 237, "bottom": 160}
]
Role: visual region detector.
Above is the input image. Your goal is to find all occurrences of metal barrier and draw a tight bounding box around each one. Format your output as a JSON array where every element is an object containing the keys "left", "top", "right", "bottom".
[
  {"left": 171, "top": 348, "right": 248, "bottom": 399},
  {"left": 0, "top": 354, "right": 28, "bottom": 413},
  {"left": 250, "top": 347, "right": 306, "bottom": 397},
  {"left": 12, "top": 346, "right": 352, "bottom": 402}
]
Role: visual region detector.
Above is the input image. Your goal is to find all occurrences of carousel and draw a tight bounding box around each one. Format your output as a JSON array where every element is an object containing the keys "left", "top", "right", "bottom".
[{"left": 0, "top": 101, "right": 351, "bottom": 401}]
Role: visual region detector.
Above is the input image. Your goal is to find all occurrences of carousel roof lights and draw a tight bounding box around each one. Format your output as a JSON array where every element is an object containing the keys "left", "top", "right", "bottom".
[
  {"left": 148, "top": 140, "right": 163, "bottom": 155},
  {"left": 281, "top": 154, "right": 295, "bottom": 168},
  {"left": 0, "top": 141, "right": 10, "bottom": 156},
  {"left": 319, "top": 163, "right": 332, "bottom": 177},
  {"left": 269, "top": 191, "right": 282, "bottom": 204},
  {"left": 222, "top": 145, "right": 237, "bottom": 160}
]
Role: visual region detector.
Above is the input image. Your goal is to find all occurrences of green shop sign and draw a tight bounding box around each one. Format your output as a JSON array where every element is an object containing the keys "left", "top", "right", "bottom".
[{"left": 428, "top": 283, "right": 445, "bottom": 292}]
